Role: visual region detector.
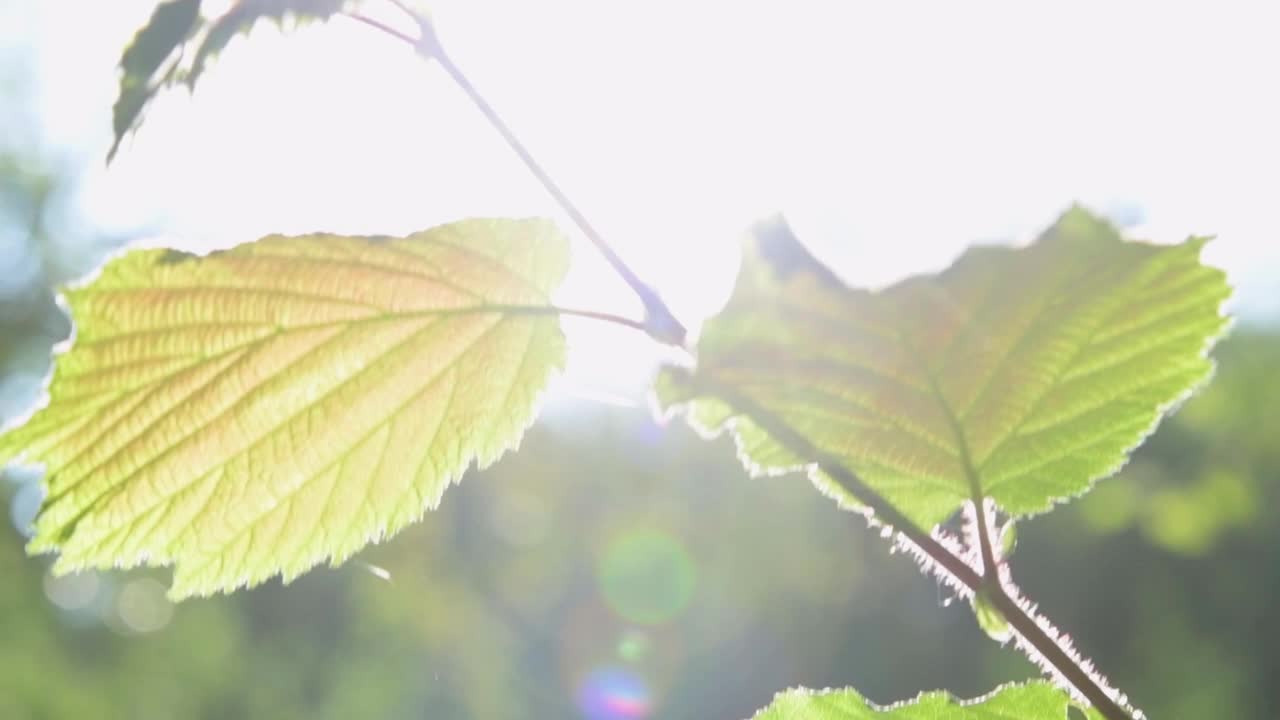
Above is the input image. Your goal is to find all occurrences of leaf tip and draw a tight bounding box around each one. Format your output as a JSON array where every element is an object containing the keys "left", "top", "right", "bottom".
[{"left": 746, "top": 213, "right": 844, "bottom": 289}]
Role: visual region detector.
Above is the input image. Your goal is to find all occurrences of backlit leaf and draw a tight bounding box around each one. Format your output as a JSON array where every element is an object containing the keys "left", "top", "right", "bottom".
[
  {"left": 658, "top": 208, "right": 1230, "bottom": 530},
  {"left": 0, "top": 218, "right": 569, "bottom": 598},
  {"left": 972, "top": 582, "right": 1012, "bottom": 643},
  {"left": 108, "top": 0, "right": 349, "bottom": 161},
  {"left": 752, "top": 681, "right": 1076, "bottom": 720},
  {"left": 188, "top": 0, "right": 349, "bottom": 90},
  {"left": 109, "top": 0, "right": 203, "bottom": 162}
]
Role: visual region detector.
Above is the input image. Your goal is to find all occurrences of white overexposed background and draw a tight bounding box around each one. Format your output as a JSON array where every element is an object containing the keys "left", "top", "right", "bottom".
[{"left": 7, "top": 0, "right": 1278, "bottom": 398}]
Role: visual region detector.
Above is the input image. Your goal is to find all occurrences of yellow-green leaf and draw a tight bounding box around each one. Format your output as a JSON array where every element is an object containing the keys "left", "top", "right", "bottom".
[
  {"left": 972, "top": 582, "right": 1012, "bottom": 643},
  {"left": 752, "top": 681, "right": 1077, "bottom": 720},
  {"left": 108, "top": 0, "right": 349, "bottom": 161},
  {"left": 0, "top": 218, "right": 569, "bottom": 598},
  {"left": 109, "top": 0, "right": 203, "bottom": 162},
  {"left": 658, "top": 208, "right": 1231, "bottom": 530},
  {"left": 188, "top": 0, "right": 349, "bottom": 91}
]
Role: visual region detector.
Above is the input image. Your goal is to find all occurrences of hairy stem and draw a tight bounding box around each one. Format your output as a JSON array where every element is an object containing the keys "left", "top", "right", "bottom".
[
  {"left": 921, "top": 361, "right": 1003, "bottom": 580},
  {"left": 694, "top": 378, "right": 1136, "bottom": 720},
  {"left": 348, "top": 6, "right": 1131, "bottom": 718}
]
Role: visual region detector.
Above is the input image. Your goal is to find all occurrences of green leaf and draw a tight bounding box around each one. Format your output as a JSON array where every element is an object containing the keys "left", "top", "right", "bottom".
[
  {"left": 107, "top": 0, "right": 349, "bottom": 162},
  {"left": 0, "top": 218, "right": 569, "bottom": 598},
  {"left": 658, "top": 208, "right": 1230, "bottom": 530},
  {"left": 972, "top": 582, "right": 1012, "bottom": 643},
  {"left": 188, "top": 0, "right": 349, "bottom": 90},
  {"left": 997, "top": 517, "right": 1017, "bottom": 558},
  {"left": 752, "top": 681, "right": 1077, "bottom": 719},
  {"left": 109, "top": 0, "right": 203, "bottom": 162}
]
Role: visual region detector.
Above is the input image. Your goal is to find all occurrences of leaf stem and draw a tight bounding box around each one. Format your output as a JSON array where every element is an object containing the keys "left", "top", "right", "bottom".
[
  {"left": 392, "top": 304, "right": 654, "bottom": 336},
  {"left": 346, "top": 4, "right": 689, "bottom": 347},
  {"left": 399, "top": 12, "right": 688, "bottom": 349},
  {"left": 692, "top": 377, "right": 1136, "bottom": 720},
  {"left": 922, "top": 371, "right": 1002, "bottom": 582},
  {"left": 344, "top": 7, "right": 1130, "bottom": 718},
  {"left": 540, "top": 306, "right": 651, "bottom": 335},
  {"left": 342, "top": 12, "right": 418, "bottom": 47}
]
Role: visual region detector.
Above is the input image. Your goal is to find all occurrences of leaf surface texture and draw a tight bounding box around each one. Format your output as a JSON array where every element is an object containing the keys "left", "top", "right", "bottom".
[
  {"left": 108, "top": 0, "right": 349, "bottom": 160},
  {"left": 752, "top": 682, "right": 1077, "bottom": 720},
  {"left": 658, "top": 209, "right": 1230, "bottom": 528},
  {"left": 0, "top": 218, "right": 569, "bottom": 597}
]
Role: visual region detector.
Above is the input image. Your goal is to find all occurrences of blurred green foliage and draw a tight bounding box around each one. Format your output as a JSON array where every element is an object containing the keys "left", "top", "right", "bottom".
[
  {"left": 1013, "top": 328, "right": 1280, "bottom": 719},
  {"left": 1077, "top": 331, "right": 1276, "bottom": 555},
  {"left": 4, "top": 232, "right": 1278, "bottom": 719},
  {"left": 3, "top": 9, "right": 1278, "bottom": 717}
]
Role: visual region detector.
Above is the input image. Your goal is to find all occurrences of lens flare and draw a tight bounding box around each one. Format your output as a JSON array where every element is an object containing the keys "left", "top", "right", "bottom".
[
  {"left": 576, "top": 667, "right": 652, "bottom": 720},
  {"left": 43, "top": 570, "right": 100, "bottom": 612},
  {"left": 7, "top": 479, "right": 42, "bottom": 538},
  {"left": 114, "top": 578, "right": 174, "bottom": 634},
  {"left": 597, "top": 528, "right": 696, "bottom": 625},
  {"left": 616, "top": 629, "right": 651, "bottom": 662}
]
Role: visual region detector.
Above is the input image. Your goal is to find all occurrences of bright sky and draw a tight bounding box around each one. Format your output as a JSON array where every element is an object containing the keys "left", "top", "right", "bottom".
[{"left": 14, "top": 0, "right": 1280, "bottom": 395}]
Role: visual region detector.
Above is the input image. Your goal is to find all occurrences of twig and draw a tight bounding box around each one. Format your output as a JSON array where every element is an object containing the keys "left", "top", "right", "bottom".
[
  {"left": 344, "top": 6, "right": 688, "bottom": 347},
  {"left": 693, "top": 377, "right": 1137, "bottom": 720},
  {"left": 400, "top": 304, "right": 653, "bottom": 336},
  {"left": 341, "top": 12, "right": 417, "bottom": 47},
  {"left": 344, "top": 6, "right": 1132, "bottom": 718},
  {"left": 539, "top": 306, "right": 650, "bottom": 335},
  {"left": 405, "top": 13, "right": 689, "bottom": 348}
]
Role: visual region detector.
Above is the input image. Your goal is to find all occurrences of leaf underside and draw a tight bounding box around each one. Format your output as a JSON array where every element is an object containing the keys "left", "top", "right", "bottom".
[
  {"left": 110, "top": 0, "right": 203, "bottom": 161},
  {"left": 752, "top": 681, "right": 1085, "bottom": 720},
  {"left": 109, "top": 0, "right": 348, "bottom": 161},
  {"left": 0, "top": 218, "right": 569, "bottom": 598},
  {"left": 187, "top": 0, "right": 348, "bottom": 91},
  {"left": 658, "top": 208, "right": 1231, "bottom": 530}
]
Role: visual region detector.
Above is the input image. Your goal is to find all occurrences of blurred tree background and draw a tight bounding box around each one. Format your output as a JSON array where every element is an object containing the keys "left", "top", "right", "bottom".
[{"left": 3, "top": 3, "right": 1278, "bottom": 720}]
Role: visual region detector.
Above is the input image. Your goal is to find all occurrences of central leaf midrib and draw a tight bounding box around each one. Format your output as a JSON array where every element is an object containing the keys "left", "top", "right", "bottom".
[
  {"left": 77, "top": 312, "right": 517, "bottom": 558},
  {"left": 716, "top": 356, "right": 956, "bottom": 458},
  {"left": 54, "top": 304, "right": 568, "bottom": 440},
  {"left": 884, "top": 315, "right": 986, "bottom": 513},
  {"left": 923, "top": 366, "right": 986, "bottom": 506},
  {"left": 42, "top": 304, "right": 565, "bottom": 521}
]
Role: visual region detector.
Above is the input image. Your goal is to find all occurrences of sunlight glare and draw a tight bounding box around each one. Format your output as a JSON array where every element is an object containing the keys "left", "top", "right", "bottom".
[{"left": 28, "top": 0, "right": 1280, "bottom": 405}]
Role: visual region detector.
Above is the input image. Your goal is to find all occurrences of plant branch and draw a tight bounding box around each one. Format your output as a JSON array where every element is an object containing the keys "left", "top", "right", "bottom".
[
  {"left": 345, "top": 6, "right": 686, "bottom": 345},
  {"left": 406, "top": 304, "right": 651, "bottom": 335},
  {"left": 341, "top": 11, "right": 417, "bottom": 47},
  {"left": 691, "top": 376, "right": 1136, "bottom": 720},
  {"left": 348, "top": 7, "right": 1130, "bottom": 717},
  {"left": 392, "top": 13, "right": 688, "bottom": 349},
  {"left": 383, "top": 0, "right": 418, "bottom": 20},
  {"left": 539, "top": 306, "right": 651, "bottom": 334},
  {"left": 923, "top": 371, "right": 1002, "bottom": 580}
]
